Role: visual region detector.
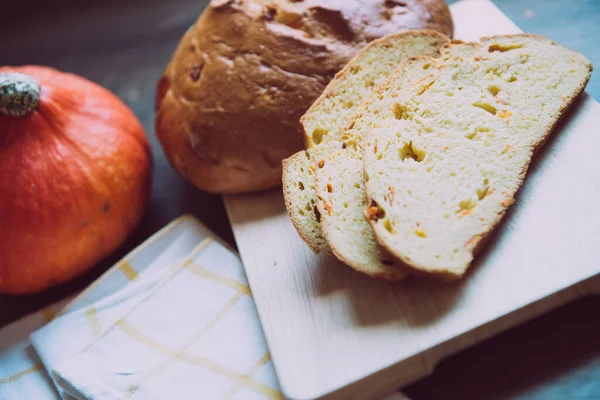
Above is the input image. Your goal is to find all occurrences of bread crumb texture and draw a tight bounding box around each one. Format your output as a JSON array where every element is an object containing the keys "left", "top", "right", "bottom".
[
  {"left": 315, "top": 56, "right": 437, "bottom": 278},
  {"left": 364, "top": 34, "right": 592, "bottom": 279},
  {"left": 283, "top": 31, "right": 450, "bottom": 255}
]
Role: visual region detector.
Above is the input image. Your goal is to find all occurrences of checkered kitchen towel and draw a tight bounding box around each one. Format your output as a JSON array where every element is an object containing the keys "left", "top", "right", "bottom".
[
  {"left": 0, "top": 299, "right": 71, "bottom": 400},
  {"left": 53, "top": 237, "right": 282, "bottom": 400},
  {"left": 0, "top": 215, "right": 410, "bottom": 400},
  {"left": 0, "top": 215, "right": 221, "bottom": 399},
  {"left": 30, "top": 215, "right": 214, "bottom": 399}
]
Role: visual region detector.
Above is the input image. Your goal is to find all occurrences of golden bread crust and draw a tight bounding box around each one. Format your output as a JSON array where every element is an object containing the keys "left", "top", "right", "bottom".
[{"left": 156, "top": 0, "right": 454, "bottom": 193}]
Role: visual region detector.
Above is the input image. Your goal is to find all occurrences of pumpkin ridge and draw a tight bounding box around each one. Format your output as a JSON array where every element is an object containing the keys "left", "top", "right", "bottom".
[
  {"left": 46, "top": 89, "right": 152, "bottom": 199},
  {"left": 0, "top": 121, "right": 19, "bottom": 149},
  {"left": 37, "top": 105, "right": 114, "bottom": 197},
  {"left": 65, "top": 99, "right": 151, "bottom": 156}
]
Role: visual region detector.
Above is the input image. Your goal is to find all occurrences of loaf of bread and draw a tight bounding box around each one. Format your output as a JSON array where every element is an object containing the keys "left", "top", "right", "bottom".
[
  {"left": 364, "top": 35, "right": 592, "bottom": 280},
  {"left": 283, "top": 31, "right": 450, "bottom": 254},
  {"left": 315, "top": 57, "right": 435, "bottom": 279},
  {"left": 156, "top": 0, "right": 454, "bottom": 193}
]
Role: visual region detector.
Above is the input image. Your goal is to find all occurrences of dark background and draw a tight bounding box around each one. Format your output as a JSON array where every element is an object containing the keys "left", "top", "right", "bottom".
[{"left": 1, "top": 0, "right": 599, "bottom": 398}]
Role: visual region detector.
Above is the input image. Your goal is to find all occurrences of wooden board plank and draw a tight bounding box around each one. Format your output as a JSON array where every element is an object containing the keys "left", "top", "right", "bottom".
[{"left": 225, "top": 1, "right": 600, "bottom": 398}]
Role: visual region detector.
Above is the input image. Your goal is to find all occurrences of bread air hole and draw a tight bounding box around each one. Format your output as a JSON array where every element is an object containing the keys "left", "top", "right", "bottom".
[
  {"left": 350, "top": 65, "right": 362, "bottom": 74},
  {"left": 415, "top": 228, "right": 427, "bottom": 238},
  {"left": 488, "top": 43, "right": 524, "bottom": 52},
  {"left": 298, "top": 181, "right": 305, "bottom": 190},
  {"left": 477, "top": 186, "right": 489, "bottom": 200},
  {"left": 488, "top": 85, "right": 501, "bottom": 96},
  {"left": 312, "top": 128, "right": 327, "bottom": 145},
  {"left": 472, "top": 101, "right": 497, "bottom": 116},
  {"left": 398, "top": 141, "right": 426, "bottom": 162},
  {"left": 417, "top": 80, "right": 436, "bottom": 95},
  {"left": 383, "top": 219, "right": 397, "bottom": 234},
  {"left": 313, "top": 206, "right": 322, "bottom": 222},
  {"left": 459, "top": 198, "right": 478, "bottom": 211},
  {"left": 486, "top": 66, "right": 502, "bottom": 78},
  {"left": 393, "top": 103, "right": 410, "bottom": 120},
  {"left": 487, "top": 66, "right": 518, "bottom": 83},
  {"left": 465, "top": 126, "right": 491, "bottom": 140},
  {"left": 477, "top": 178, "right": 490, "bottom": 200},
  {"left": 423, "top": 63, "right": 431, "bottom": 70}
]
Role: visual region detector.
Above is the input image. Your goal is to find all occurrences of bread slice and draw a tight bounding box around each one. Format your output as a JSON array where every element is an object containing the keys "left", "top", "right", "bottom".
[
  {"left": 363, "top": 34, "right": 593, "bottom": 280},
  {"left": 311, "top": 46, "right": 483, "bottom": 276},
  {"left": 315, "top": 57, "right": 435, "bottom": 279},
  {"left": 282, "top": 31, "right": 450, "bottom": 255}
]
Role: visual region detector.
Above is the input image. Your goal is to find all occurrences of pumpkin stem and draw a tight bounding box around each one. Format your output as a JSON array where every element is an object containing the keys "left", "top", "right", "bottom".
[{"left": 0, "top": 72, "right": 41, "bottom": 117}]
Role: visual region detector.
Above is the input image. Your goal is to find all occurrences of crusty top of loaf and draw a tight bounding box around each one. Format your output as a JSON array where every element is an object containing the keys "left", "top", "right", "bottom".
[
  {"left": 211, "top": 0, "right": 454, "bottom": 48},
  {"left": 155, "top": 0, "right": 454, "bottom": 193}
]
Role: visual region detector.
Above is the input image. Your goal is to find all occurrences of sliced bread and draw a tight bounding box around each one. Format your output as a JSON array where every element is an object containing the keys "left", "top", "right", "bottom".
[
  {"left": 363, "top": 34, "right": 593, "bottom": 280},
  {"left": 315, "top": 57, "right": 435, "bottom": 279},
  {"left": 311, "top": 45, "right": 484, "bottom": 278},
  {"left": 282, "top": 31, "right": 450, "bottom": 254}
]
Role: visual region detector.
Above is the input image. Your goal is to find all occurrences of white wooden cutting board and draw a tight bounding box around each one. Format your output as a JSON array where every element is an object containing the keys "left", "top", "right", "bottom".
[{"left": 225, "top": 0, "right": 600, "bottom": 399}]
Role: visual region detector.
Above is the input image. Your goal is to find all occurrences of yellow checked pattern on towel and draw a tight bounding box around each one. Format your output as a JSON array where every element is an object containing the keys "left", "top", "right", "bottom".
[
  {"left": 30, "top": 216, "right": 217, "bottom": 400},
  {"left": 0, "top": 300, "right": 70, "bottom": 400},
  {"left": 53, "top": 238, "right": 283, "bottom": 400},
  {"left": 1, "top": 215, "right": 213, "bottom": 400},
  {"left": 0, "top": 214, "right": 406, "bottom": 400}
]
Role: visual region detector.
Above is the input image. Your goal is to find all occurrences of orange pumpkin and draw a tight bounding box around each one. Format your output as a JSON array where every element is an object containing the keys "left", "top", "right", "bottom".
[{"left": 0, "top": 66, "right": 152, "bottom": 294}]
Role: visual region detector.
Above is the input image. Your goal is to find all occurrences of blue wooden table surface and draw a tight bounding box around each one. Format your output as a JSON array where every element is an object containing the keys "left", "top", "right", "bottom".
[{"left": 0, "top": 0, "right": 598, "bottom": 398}]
